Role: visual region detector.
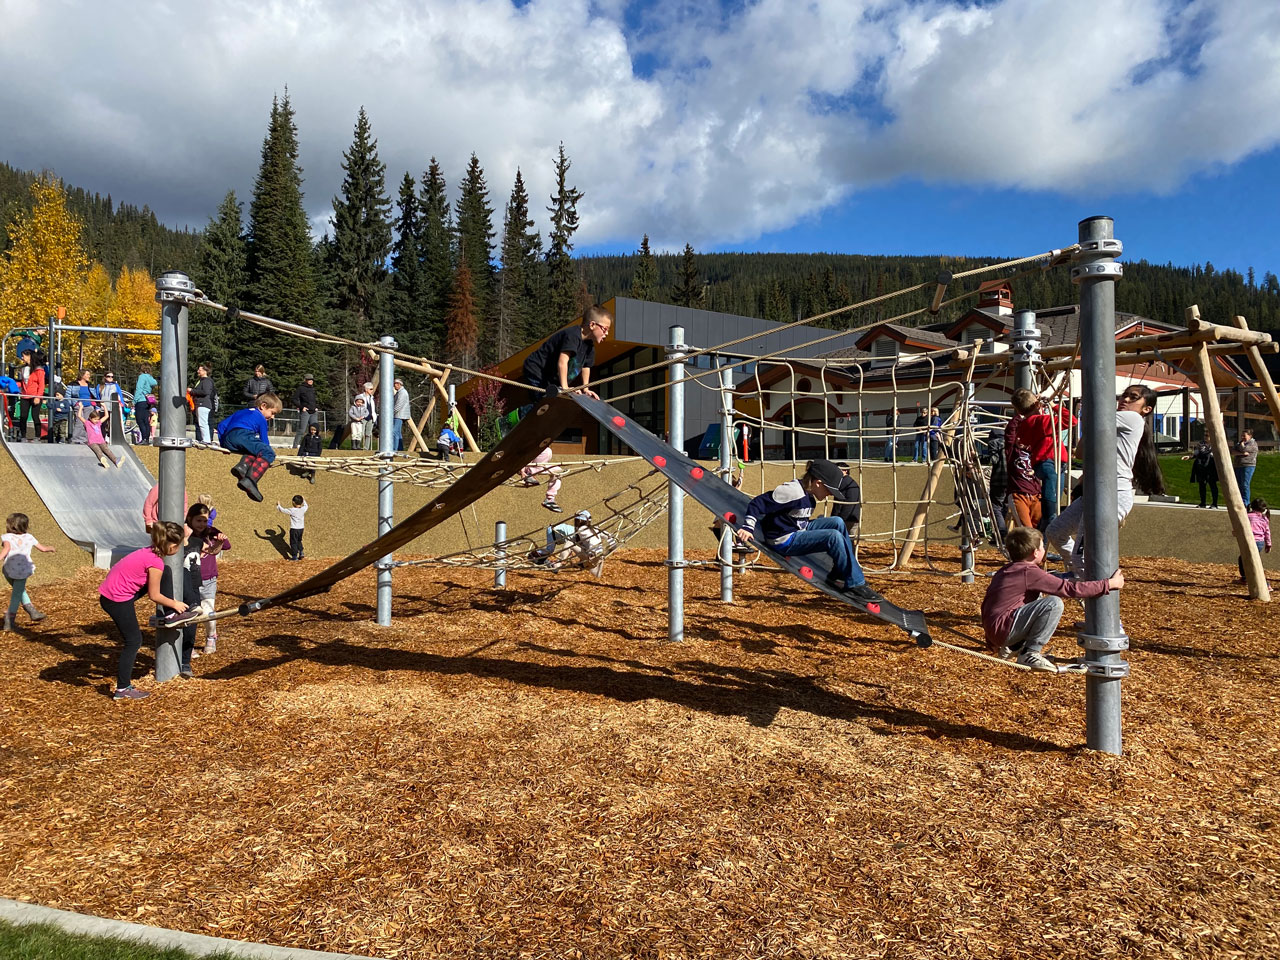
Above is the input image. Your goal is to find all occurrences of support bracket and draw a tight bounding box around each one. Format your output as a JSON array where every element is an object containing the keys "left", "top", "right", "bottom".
[
  {"left": 1076, "top": 630, "right": 1129, "bottom": 652},
  {"left": 155, "top": 436, "right": 195, "bottom": 449}
]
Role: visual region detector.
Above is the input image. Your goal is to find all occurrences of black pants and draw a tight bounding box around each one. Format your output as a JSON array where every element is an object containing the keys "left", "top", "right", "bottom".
[
  {"left": 289, "top": 528, "right": 304, "bottom": 560},
  {"left": 135, "top": 399, "right": 152, "bottom": 442},
  {"left": 15, "top": 398, "right": 41, "bottom": 438},
  {"left": 1198, "top": 479, "right": 1218, "bottom": 507},
  {"left": 100, "top": 567, "right": 174, "bottom": 689}
]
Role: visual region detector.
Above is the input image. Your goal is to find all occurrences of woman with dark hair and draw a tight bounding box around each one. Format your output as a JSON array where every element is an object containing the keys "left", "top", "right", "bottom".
[
  {"left": 1047, "top": 385, "right": 1165, "bottom": 576},
  {"left": 14, "top": 349, "right": 45, "bottom": 442}
]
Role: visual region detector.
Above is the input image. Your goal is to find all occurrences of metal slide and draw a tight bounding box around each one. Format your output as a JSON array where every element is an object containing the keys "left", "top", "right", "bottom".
[
  {"left": 1, "top": 406, "right": 153, "bottom": 568},
  {"left": 215, "top": 393, "right": 928, "bottom": 646}
]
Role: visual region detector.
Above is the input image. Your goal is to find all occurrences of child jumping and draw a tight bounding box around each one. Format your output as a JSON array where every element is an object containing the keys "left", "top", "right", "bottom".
[
  {"left": 1240, "top": 498, "right": 1272, "bottom": 581},
  {"left": 218, "top": 392, "right": 282, "bottom": 501},
  {"left": 277, "top": 495, "right": 308, "bottom": 561},
  {"left": 981, "top": 526, "right": 1124, "bottom": 672},
  {"left": 1, "top": 513, "right": 55, "bottom": 631},
  {"left": 77, "top": 405, "right": 120, "bottom": 468},
  {"left": 99, "top": 521, "right": 197, "bottom": 701},
  {"left": 735, "top": 458, "right": 882, "bottom": 604}
]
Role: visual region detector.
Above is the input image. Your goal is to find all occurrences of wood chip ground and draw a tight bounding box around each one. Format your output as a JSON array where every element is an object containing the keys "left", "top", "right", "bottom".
[{"left": 0, "top": 547, "right": 1277, "bottom": 959}]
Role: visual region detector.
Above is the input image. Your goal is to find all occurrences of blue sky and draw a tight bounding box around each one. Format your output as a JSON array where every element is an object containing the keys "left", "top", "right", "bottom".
[{"left": 1, "top": 0, "right": 1278, "bottom": 277}]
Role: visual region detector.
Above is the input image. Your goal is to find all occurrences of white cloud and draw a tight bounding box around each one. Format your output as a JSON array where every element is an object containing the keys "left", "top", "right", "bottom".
[{"left": 0, "top": 0, "right": 1277, "bottom": 251}]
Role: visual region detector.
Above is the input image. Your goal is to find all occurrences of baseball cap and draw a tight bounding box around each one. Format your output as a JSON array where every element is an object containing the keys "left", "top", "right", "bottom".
[{"left": 809, "top": 459, "right": 855, "bottom": 500}]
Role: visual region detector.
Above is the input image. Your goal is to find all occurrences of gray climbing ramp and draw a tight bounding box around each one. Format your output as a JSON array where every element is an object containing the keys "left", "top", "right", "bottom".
[{"left": 1, "top": 415, "right": 153, "bottom": 568}]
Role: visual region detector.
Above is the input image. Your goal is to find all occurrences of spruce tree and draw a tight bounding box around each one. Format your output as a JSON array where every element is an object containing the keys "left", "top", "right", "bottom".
[
  {"left": 544, "top": 142, "right": 584, "bottom": 338},
  {"left": 672, "top": 243, "right": 703, "bottom": 308},
  {"left": 497, "top": 169, "right": 544, "bottom": 357},
  {"left": 331, "top": 107, "right": 392, "bottom": 343},
  {"left": 246, "top": 92, "right": 324, "bottom": 398},
  {"left": 192, "top": 190, "right": 246, "bottom": 397},
  {"left": 630, "top": 234, "right": 657, "bottom": 301},
  {"left": 454, "top": 154, "right": 495, "bottom": 357},
  {"left": 391, "top": 171, "right": 434, "bottom": 357},
  {"left": 418, "top": 159, "right": 453, "bottom": 353}
]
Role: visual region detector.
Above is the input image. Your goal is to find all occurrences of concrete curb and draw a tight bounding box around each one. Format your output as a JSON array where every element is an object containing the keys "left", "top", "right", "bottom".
[{"left": 0, "top": 898, "right": 377, "bottom": 959}]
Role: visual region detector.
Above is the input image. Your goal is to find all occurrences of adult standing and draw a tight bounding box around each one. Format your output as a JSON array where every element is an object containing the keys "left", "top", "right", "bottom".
[
  {"left": 1182, "top": 440, "right": 1219, "bottom": 509},
  {"left": 831, "top": 461, "right": 863, "bottom": 542},
  {"left": 291, "top": 373, "right": 319, "bottom": 450},
  {"left": 883, "top": 410, "right": 896, "bottom": 462},
  {"left": 361, "top": 381, "right": 378, "bottom": 450},
  {"left": 1233, "top": 428, "right": 1259, "bottom": 505},
  {"left": 191, "top": 365, "right": 216, "bottom": 443},
  {"left": 132, "top": 365, "right": 157, "bottom": 444},
  {"left": 391, "top": 377, "right": 410, "bottom": 451},
  {"left": 15, "top": 350, "right": 45, "bottom": 442},
  {"left": 928, "top": 407, "right": 943, "bottom": 461},
  {"left": 243, "top": 364, "right": 274, "bottom": 402},
  {"left": 911, "top": 406, "right": 928, "bottom": 462}
]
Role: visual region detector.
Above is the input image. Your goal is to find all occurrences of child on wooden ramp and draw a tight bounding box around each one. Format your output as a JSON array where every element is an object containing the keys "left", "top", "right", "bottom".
[
  {"left": 218, "top": 392, "right": 283, "bottom": 502},
  {"left": 1, "top": 513, "right": 55, "bottom": 631},
  {"left": 981, "top": 526, "right": 1123, "bottom": 672}
]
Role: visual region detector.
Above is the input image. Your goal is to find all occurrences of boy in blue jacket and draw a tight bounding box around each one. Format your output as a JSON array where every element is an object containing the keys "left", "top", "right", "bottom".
[{"left": 217, "top": 393, "right": 282, "bottom": 501}]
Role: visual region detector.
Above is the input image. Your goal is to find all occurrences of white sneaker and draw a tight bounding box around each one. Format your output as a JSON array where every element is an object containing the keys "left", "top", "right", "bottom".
[{"left": 1017, "top": 651, "right": 1058, "bottom": 673}]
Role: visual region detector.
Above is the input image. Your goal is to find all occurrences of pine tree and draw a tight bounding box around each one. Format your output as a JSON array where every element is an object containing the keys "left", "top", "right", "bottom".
[
  {"left": 390, "top": 171, "right": 433, "bottom": 357},
  {"left": 192, "top": 190, "right": 246, "bottom": 395},
  {"left": 454, "top": 153, "right": 495, "bottom": 356},
  {"left": 0, "top": 177, "right": 90, "bottom": 338},
  {"left": 672, "top": 243, "right": 703, "bottom": 308},
  {"left": 418, "top": 159, "right": 452, "bottom": 352},
  {"left": 544, "top": 142, "right": 584, "bottom": 338},
  {"left": 444, "top": 262, "right": 478, "bottom": 373},
  {"left": 331, "top": 107, "right": 392, "bottom": 342},
  {"left": 630, "top": 234, "right": 657, "bottom": 301},
  {"left": 246, "top": 92, "right": 324, "bottom": 399},
  {"left": 497, "top": 169, "right": 543, "bottom": 358}
]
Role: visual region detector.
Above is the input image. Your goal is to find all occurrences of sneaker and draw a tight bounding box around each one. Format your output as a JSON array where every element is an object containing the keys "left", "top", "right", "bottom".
[
  {"left": 1017, "top": 651, "right": 1058, "bottom": 673},
  {"left": 113, "top": 686, "right": 150, "bottom": 701},
  {"left": 1045, "top": 552, "right": 1063, "bottom": 563},
  {"left": 542, "top": 499, "right": 563, "bottom": 513},
  {"left": 205, "top": 636, "right": 217, "bottom": 655},
  {"left": 519, "top": 477, "right": 540, "bottom": 487},
  {"left": 191, "top": 649, "right": 200, "bottom": 660},
  {"left": 179, "top": 667, "right": 193, "bottom": 679},
  {"left": 148, "top": 608, "right": 202, "bottom": 628},
  {"left": 845, "top": 583, "right": 884, "bottom": 605}
]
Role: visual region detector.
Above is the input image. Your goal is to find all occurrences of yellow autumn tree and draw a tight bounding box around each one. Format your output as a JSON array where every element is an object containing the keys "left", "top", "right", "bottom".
[
  {"left": 104, "top": 266, "right": 161, "bottom": 368},
  {"left": 69, "top": 263, "right": 115, "bottom": 372},
  {"left": 0, "top": 178, "right": 90, "bottom": 340}
]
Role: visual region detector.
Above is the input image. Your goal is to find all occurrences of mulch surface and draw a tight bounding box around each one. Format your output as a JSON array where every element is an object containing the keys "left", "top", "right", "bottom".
[{"left": 0, "top": 548, "right": 1277, "bottom": 959}]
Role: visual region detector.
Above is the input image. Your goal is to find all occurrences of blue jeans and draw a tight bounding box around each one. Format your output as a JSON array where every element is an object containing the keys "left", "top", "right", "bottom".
[
  {"left": 774, "top": 516, "right": 865, "bottom": 585},
  {"left": 1235, "top": 465, "right": 1255, "bottom": 505},
  {"left": 1034, "top": 460, "right": 1059, "bottom": 531},
  {"left": 913, "top": 436, "right": 927, "bottom": 461},
  {"left": 392, "top": 418, "right": 404, "bottom": 451},
  {"left": 221, "top": 427, "right": 276, "bottom": 464},
  {"left": 196, "top": 406, "right": 211, "bottom": 443},
  {"left": 1239, "top": 539, "right": 1266, "bottom": 578},
  {"left": 883, "top": 439, "right": 895, "bottom": 462}
]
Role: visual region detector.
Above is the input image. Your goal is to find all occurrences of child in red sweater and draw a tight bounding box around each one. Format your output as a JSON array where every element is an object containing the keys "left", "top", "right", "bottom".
[
  {"left": 1009, "top": 389, "right": 1076, "bottom": 531},
  {"left": 981, "top": 526, "right": 1123, "bottom": 672}
]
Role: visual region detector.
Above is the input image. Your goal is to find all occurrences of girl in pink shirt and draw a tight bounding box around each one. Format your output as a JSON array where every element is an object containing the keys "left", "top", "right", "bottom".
[
  {"left": 77, "top": 406, "right": 120, "bottom": 469},
  {"left": 99, "top": 522, "right": 192, "bottom": 700},
  {"left": 1240, "top": 497, "right": 1272, "bottom": 580}
]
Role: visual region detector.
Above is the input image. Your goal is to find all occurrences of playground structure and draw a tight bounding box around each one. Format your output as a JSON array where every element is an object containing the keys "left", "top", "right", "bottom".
[{"left": 20, "top": 216, "right": 1249, "bottom": 757}]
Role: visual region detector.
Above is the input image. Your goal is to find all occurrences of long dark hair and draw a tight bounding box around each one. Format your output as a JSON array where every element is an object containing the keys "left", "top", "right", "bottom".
[{"left": 1130, "top": 385, "right": 1165, "bottom": 496}]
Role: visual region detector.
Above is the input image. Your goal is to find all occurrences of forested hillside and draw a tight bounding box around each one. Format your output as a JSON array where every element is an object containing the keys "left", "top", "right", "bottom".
[
  {"left": 576, "top": 251, "right": 1280, "bottom": 332},
  {"left": 0, "top": 162, "right": 201, "bottom": 277}
]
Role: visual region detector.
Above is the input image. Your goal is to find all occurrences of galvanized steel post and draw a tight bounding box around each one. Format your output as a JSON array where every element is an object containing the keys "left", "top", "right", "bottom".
[
  {"left": 1011, "top": 309, "right": 1040, "bottom": 394},
  {"left": 376, "top": 336, "right": 397, "bottom": 626},
  {"left": 1073, "top": 217, "right": 1128, "bottom": 755},
  {"left": 153, "top": 272, "right": 192, "bottom": 682},
  {"left": 495, "top": 521, "right": 507, "bottom": 589},
  {"left": 718, "top": 356, "right": 734, "bottom": 603},
  {"left": 667, "top": 326, "right": 686, "bottom": 642}
]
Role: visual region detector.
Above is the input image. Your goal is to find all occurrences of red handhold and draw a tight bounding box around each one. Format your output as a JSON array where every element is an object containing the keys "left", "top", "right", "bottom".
[
  {"left": 723, "top": 511, "right": 737, "bottom": 523},
  {"left": 866, "top": 602, "right": 881, "bottom": 614},
  {"left": 612, "top": 415, "right": 625, "bottom": 427},
  {"left": 653, "top": 455, "right": 667, "bottom": 468},
  {"left": 800, "top": 566, "right": 814, "bottom": 579},
  {"left": 690, "top": 467, "right": 704, "bottom": 479}
]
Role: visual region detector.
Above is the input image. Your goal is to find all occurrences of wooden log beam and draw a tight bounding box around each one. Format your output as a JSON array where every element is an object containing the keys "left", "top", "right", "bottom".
[
  {"left": 1229, "top": 314, "right": 1280, "bottom": 441},
  {"left": 1188, "top": 306, "right": 1269, "bottom": 601},
  {"left": 1039, "top": 340, "right": 1276, "bottom": 374}
]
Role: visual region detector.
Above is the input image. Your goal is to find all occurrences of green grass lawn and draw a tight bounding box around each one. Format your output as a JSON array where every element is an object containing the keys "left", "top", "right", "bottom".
[
  {"left": 1158, "top": 451, "right": 1279, "bottom": 506},
  {"left": 0, "top": 920, "right": 240, "bottom": 960}
]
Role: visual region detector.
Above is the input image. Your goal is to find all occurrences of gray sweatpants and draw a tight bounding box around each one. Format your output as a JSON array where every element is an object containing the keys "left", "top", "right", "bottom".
[{"left": 1006, "top": 595, "right": 1065, "bottom": 655}]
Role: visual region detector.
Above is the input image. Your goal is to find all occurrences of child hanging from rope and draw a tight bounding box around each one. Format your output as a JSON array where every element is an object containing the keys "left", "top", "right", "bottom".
[
  {"left": 76, "top": 405, "right": 121, "bottom": 469},
  {"left": 982, "top": 526, "right": 1123, "bottom": 672},
  {"left": 519, "top": 447, "right": 564, "bottom": 513},
  {"left": 218, "top": 392, "right": 283, "bottom": 502},
  {"left": 735, "top": 458, "right": 882, "bottom": 605}
]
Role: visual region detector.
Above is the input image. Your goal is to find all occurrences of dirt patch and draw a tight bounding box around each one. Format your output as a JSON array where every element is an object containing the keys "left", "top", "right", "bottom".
[{"left": 0, "top": 548, "right": 1276, "bottom": 958}]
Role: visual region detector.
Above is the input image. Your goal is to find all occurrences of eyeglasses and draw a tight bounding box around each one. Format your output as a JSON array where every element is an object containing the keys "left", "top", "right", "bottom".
[{"left": 590, "top": 321, "right": 610, "bottom": 334}]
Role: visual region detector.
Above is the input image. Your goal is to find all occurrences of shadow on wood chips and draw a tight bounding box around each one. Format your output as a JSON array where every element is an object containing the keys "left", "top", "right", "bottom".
[{"left": 0, "top": 547, "right": 1277, "bottom": 959}]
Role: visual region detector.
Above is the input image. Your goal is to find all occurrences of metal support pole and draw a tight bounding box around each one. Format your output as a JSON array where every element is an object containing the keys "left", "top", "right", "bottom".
[
  {"left": 667, "top": 326, "right": 686, "bottom": 642},
  {"left": 376, "top": 336, "right": 397, "bottom": 626},
  {"left": 153, "top": 272, "right": 193, "bottom": 683},
  {"left": 1011, "top": 309, "right": 1040, "bottom": 394},
  {"left": 447, "top": 383, "right": 457, "bottom": 427},
  {"left": 718, "top": 357, "right": 734, "bottom": 603},
  {"left": 495, "top": 521, "right": 507, "bottom": 589},
  {"left": 1073, "top": 217, "right": 1127, "bottom": 755}
]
